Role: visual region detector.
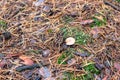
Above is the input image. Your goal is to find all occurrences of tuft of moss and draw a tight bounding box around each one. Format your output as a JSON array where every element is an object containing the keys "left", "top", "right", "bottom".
[
  {"left": 0, "top": 20, "right": 7, "bottom": 30},
  {"left": 90, "top": 16, "right": 106, "bottom": 28},
  {"left": 83, "top": 63, "right": 100, "bottom": 74},
  {"left": 116, "top": 0, "right": 120, "bottom": 2},
  {"left": 60, "top": 27, "right": 89, "bottom": 45},
  {"left": 81, "top": 63, "right": 100, "bottom": 80},
  {"left": 57, "top": 48, "right": 74, "bottom": 64},
  {"left": 62, "top": 15, "right": 74, "bottom": 24}
]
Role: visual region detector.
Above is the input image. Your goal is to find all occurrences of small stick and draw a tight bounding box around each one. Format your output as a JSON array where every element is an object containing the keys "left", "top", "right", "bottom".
[{"left": 104, "top": 0, "right": 120, "bottom": 12}]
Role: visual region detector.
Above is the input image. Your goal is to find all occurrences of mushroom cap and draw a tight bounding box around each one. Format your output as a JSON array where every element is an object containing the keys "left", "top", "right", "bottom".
[{"left": 65, "top": 37, "right": 75, "bottom": 45}]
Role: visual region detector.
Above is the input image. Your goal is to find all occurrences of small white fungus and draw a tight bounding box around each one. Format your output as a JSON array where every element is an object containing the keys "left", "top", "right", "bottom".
[{"left": 65, "top": 37, "right": 75, "bottom": 45}]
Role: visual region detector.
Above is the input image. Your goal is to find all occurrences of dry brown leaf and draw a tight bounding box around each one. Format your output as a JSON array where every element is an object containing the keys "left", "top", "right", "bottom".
[
  {"left": 19, "top": 55, "right": 31, "bottom": 60},
  {"left": 19, "top": 55, "right": 33, "bottom": 66},
  {"left": 21, "top": 58, "right": 34, "bottom": 66}
]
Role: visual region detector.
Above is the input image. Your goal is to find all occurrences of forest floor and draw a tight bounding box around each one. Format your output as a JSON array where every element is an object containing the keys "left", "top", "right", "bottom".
[{"left": 0, "top": 0, "right": 120, "bottom": 80}]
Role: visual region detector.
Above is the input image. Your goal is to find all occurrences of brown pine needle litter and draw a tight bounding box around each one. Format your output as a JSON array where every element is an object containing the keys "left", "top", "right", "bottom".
[{"left": 0, "top": 0, "right": 120, "bottom": 80}]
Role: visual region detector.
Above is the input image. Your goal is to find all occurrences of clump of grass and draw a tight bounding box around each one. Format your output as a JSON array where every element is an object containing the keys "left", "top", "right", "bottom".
[
  {"left": 57, "top": 48, "right": 74, "bottom": 64},
  {"left": 60, "top": 27, "right": 89, "bottom": 45},
  {"left": 90, "top": 17, "right": 106, "bottom": 27},
  {"left": 0, "top": 20, "right": 7, "bottom": 30}
]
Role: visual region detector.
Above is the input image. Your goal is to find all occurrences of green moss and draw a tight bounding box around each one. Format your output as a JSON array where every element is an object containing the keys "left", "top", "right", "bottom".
[
  {"left": 116, "top": 0, "right": 120, "bottom": 2},
  {"left": 57, "top": 53, "right": 67, "bottom": 64},
  {"left": 63, "top": 72, "right": 94, "bottom": 80},
  {"left": 63, "top": 72, "right": 83, "bottom": 80},
  {"left": 90, "top": 17, "right": 106, "bottom": 27},
  {"left": 62, "top": 15, "right": 74, "bottom": 24},
  {"left": 57, "top": 48, "right": 74, "bottom": 64},
  {"left": 60, "top": 27, "right": 89, "bottom": 45},
  {"left": 83, "top": 63, "right": 100, "bottom": 74},
  {"left": 0, "top": 20, "right": 7, "bottom": 30},
  {"left": 81, "top": 73, "right": 93, "bottom": 80}
]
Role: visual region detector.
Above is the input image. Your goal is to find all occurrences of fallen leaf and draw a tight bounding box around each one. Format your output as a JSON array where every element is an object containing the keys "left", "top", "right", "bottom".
[
  {"left": 19, "top": 55, "right": 31, "bottom": 60},
  {"left": 21, "top": 59, "right": 34, "bottom": 66},
  {"left": 19, "top": 55, "right": 33, "bottom": 66},
  {"left": 114, "top": 62, "right": 120, "bottom": 71}
]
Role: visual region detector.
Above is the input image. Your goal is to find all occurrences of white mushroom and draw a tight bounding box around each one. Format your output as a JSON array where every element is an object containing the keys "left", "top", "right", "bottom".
[{"left": 65, "top": 37, "right": 75, "bottom": 45}]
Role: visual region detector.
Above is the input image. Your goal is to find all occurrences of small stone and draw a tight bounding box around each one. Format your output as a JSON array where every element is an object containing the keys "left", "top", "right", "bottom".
[
  {"left": 0, "top": 53, "right": 5, "bottom": 59},
  {"left": 79, "top": 52, "right": 89, "bottom": 57},
  {"left": 95, "top": 63, "right": 104, "bottom": 70},
  {"left": 34, "top": 76, "right": 41, "bottom": 80},
  {"left": 104, "top": 60, "right": 111, "bottom": 68},
  {"left": 42, "top": 49, "right": 50, "bottom": 57},
  {"left": 74, "top": 52, "right": 89, "bottom": 57},
  {"left": 67, "top": 58, "right": 76, "bottom": 65},
  {"left": 76, "top": 64, "right": 82, "bottom": 70},
  {"left": 2, "top": 32, "right": 11, "bottom": 40},
  {"left": 70, "top": 11, "right": 79, "bottom": 17},
  {"left": 33, "top": 16, "right": 43, "bottom": 21},
  {"left": 22, "top": 71, "right": 33, "bottom": 79},
  {"left": 33, "top": 0, "right": 44, "bottom": 7},
  {"left": 94, "top": 74, "right": 102, "bottom": 80},
  {"left": 60, "top": 43, "right": 68, "bottom": 52},
  {"left": 43, "top": 6, "right": 51, "bottom": 12},
  {"left": 39, "top": 67, "right": 51, "bottom": 78}
]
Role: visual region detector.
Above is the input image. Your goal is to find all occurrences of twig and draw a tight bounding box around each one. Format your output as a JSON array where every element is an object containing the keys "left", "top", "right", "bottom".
[{"left": 104, "top": 0, "right": 120, "bottom": 12}]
